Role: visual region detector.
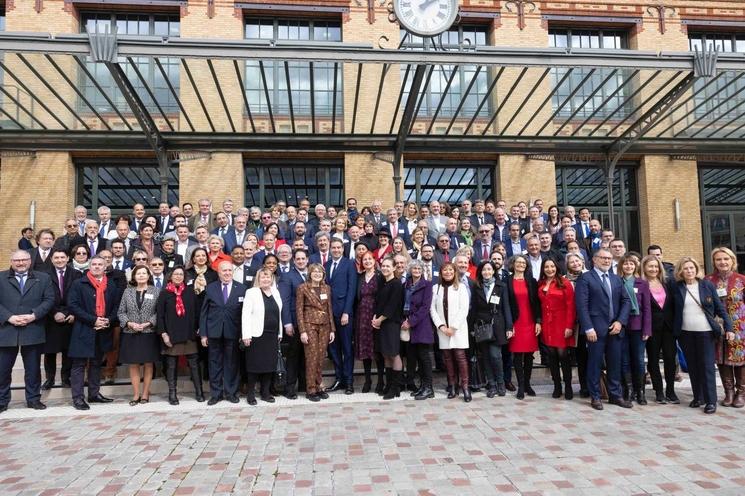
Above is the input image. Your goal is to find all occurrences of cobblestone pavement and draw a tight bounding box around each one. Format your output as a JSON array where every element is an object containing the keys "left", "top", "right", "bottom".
[{"left": 1, "top": 377, "right": 743, "bottom": 495}]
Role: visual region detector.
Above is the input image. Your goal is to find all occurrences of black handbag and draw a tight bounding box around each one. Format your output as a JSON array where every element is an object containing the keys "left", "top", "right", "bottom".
[
  {"left": 471, "top": 319, "right": 495, "bottom": 343},
  {"left": 274, "top": 347, "right": 287, "bottom": 389}
]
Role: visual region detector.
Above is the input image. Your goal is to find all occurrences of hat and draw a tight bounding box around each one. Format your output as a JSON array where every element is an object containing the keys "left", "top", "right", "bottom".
[{"left": 378, "top": 227, "right": 392, "bottom": 238}]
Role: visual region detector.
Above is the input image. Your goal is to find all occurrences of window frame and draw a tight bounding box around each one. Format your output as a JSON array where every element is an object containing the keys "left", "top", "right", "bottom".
[
  {"left": 244, "top": 159, "right": 344, "bottom": 208},
  {"left": 403, "top": 161, "right": 494, "bottom": 206}
]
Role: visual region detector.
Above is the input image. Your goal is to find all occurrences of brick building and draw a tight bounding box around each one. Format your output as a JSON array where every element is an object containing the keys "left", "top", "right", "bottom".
[{"left": 1, "top": 0, "right": 744, "bottom": 271}]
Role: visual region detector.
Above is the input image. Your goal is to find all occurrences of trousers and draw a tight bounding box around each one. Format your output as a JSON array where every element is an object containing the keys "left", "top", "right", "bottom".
[{"left": 304, "top": 324, "right": 330, "bottom": 394}]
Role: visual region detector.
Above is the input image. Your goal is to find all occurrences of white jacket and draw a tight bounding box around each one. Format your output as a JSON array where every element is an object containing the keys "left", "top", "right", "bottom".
[
  {"left": 241, "top": 286, "right": 283, "bottom": 339},
  {"left": 430, "top": 283, "right": 470, "bottom": 349}
]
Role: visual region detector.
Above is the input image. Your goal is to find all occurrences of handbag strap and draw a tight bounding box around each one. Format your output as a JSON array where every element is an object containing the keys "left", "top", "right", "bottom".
[{"left": 684, "top": 285, "right": 715, "bottom": 321}]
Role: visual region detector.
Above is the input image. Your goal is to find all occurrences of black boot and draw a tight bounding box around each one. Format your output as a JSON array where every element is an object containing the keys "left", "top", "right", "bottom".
[
  {"left": 415, "top": 385, "right": 434, "bottom": 400},
  {"left": 524, "top": 355, "right": 536, "bottom": 396},
  {"left": 622, "top": 372, "right": 631, "bottom": 402},
  {"left": 514, "top": 354, "right": 525, "bottom": 400},
  {"left": 166, "top": 356, "right": 179, "bottom": 405},
  {"left": 362, "top": 359, "right": 372, "bottom": 393},
  {"left": 380, "top": 368, "right": 392, "bottom": 396},
  {"left": 375, "top": 356, "right": 386, "bottom": 395},
  {"left": 548, "top": 353, "right": 562, "bottom": 399},
  {"left": 561, "top": 358, "right": 573, "bottom": 400},
  {"left": 383, "top": 370, "right": 401, "bottom": 400},
  {"left": 633, "top": 375, "right": 647, "bottom": 405},
  {"left": 187, "top": 354, "right": 205, "bottom": 402}
]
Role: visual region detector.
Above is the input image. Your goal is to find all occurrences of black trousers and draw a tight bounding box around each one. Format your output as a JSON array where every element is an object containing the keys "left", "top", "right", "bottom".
[
  {"left": 247, "top": 372, "right": 272, "bottom": 399},
  {"left": 283, "top": 330, "right": 305, "bottom": 393},
  {"left": 401, "top": 340, "right": 418, "bottom": 386},
  {"left": 410, "top": 343, "right": 433, "bottom": 387},
  {"left": 679, "top": 330, "right": 717, "bottom": 405},
  {"left": 44, "top": 352, "right": 72, "bottom": 383},
  {"left": 575, "top": 332, "right": 589, "bottom": 393},
  {"left": 646, "top": 329, "right": 677, "bottom": 394},
  {"left": 71, "top": 346, "right": 104, "bottom": 401},
  {"left": 0, "top": 344, "right": 42, "bottom": 406},
  {"left": 208, "top": 336, "right": 239, "bottom": 400}
]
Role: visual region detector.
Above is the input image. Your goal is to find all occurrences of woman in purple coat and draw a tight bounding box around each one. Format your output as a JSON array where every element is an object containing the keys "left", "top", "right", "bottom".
[
  {"left": 401, "top": 259, "right": 434, "bottom": 400},
  {"left": 618, "top": 254, "right": 652, "bottom": 405}
]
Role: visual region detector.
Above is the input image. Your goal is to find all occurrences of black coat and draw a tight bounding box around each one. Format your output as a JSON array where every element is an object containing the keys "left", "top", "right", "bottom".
[
  {"left": 650, "top": 281, "right": 675, "bottom": 334},
  {"left": 469, "top": 279, "right": 513, "bottom": 346},
  {"left": 44, "top": 266, "right": 82, "bottom": 353},
  {"left": 67, "top": 275, "right": 121, "bottom": 358},
  {"left": 507, "top": 275, "right": 543, "bottom": 325},
  {"left": 156, "top": 285, "right": 200, "bottom": 345},
  {"left": 0, "top": 269, "right": 55, "bottom": 347}
]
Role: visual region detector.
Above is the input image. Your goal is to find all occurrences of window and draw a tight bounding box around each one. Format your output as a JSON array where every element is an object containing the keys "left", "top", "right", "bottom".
[
  {"left": 245, "top": 161, "right": 344, "bottom": 207},
  {"left": 688, "top": 33, "right": 745, "bottom": 126},
  {"left": 401, "top": 26, "right": 490, "bottom": 118},
  {"left": 699, "top": 166, "right": 745, "bottom": 272},
  {"left": 555, "top": 165, "right": 640, "bottom": 251},
  {"left": 404, "top": 163, "right": 493, "bottom": 205},
  {"left": 549, "top": 28, "right": 632, "bottom": 120},
  {"left": 81, "top": 13, "right": 180, "bottom": 113},
  {"left": 245, "top": 18, "right": 342, "bottom": 116},
  {"left": 77, "top": 160, "right": 179, "bottom": 212}
]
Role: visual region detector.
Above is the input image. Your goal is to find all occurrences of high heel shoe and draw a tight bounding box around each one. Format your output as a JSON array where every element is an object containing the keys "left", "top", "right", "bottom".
[
  {"left": 129, "top": 397, "right": 141, "bottom": 406},
  {"left": 139, "top": 397, "right": 149, "bottom": 404},
  {"left": 463, "top": 388, "right": 472, "bottom": 403}
]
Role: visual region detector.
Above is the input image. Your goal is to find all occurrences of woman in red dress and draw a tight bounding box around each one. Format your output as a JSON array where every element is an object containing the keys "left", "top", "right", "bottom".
[
  {"left": 508, "top": 254, "right": 542, "bottom": 399},
  {"left": 538, "top": 258, "right": 576, "bottom": 400}
]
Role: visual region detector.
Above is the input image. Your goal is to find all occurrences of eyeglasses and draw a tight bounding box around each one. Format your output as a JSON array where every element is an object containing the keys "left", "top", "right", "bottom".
[
  {"left": 75, "top": 251, "right": 88, "bottom": 255},
  {"left": 134, "top": 257, "right": 147, "bottom": 262},
  {"left": 479, "top": 230, "right": 489, "bottom": 234},
  {"left": 150, "top": 263, "right": 164, "bottom": 266},
  {"left": 11, "top": 259, "right": 30, "bottom": 263},
  {"left": 65, "top": 224, "right": 76, "bottom": 228}
]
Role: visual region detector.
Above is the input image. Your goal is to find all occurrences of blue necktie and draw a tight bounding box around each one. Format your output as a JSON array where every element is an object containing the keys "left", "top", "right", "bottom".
[
  {"left": 17, "top": 273, "right": 26, "bottom": 293},
  {"left": 602, "top": 273, "right": 613, "bottom": 317},
  {"left": 222, "top": 283, "right": 229, "bottom": 303}
]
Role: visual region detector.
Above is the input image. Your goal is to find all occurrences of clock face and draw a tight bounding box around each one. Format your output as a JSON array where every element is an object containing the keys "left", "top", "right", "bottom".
[{"left": 394, "top": 0, "right": 459, "bottom": 37}]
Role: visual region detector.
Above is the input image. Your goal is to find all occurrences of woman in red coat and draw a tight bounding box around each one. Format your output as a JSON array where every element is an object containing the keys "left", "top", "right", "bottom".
[{"left": 537, "top": 258, "right": 576, "bottom": 400}]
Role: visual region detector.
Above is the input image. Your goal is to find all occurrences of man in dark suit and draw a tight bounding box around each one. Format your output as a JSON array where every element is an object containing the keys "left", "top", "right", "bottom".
[
  {"left": 492, "top": 208, "right": 510, "bottom": 244},
  {"left": 575, "top": 248, "right": 632, "bottom": 410},
  {"left": 445, "top": 217, "right": 465, "bottom": 252},
  {"left": 380, "top": 208, "right": 410, "bottom": 247},
  {"left": 230, "top": 246, "right": 256, "bottom": 288},
  {"left": 211, "top": 212, "right": 234, "bottom": 241},
  {"left": 325, "top": 238, "right": 358, "bottom": 394},
  {"left": 157, "top": 202, "right": 175, "bottom": 238},
  {"left": 188, "top": 198, "right": 215, "bottom": 233},
  {"left": 434, "top": 233, "right": 456, "bottom": 267},
  {"left": 31, "top": 228, "right": 56, "bottom": 272},
  {"left": 582, "top": 219, "right": 603, "bottom": 256},
  {"left": 72, "top": 220, "right": 107, "bottom": 256},
  {"left": 223, "top": 215, "right": 249, "bottom": 254},
  {"left": 199, "top": 260, "right": 247, "bottom": 405},
  {"left": 505, "top": 222, "right": 527, "bottom": 258},
  {"left": 344, "top": 226, "right": 364, "bottom": 259},
  {"left": 473, "top": 224, "right": 495, "bottom": 265},
  {"left": 109, "top": 239, "right": 133, "bottom": 272},
  {"left": 575, "top": 207, "right": 592, "bottom": 241},
  {"left": 278, "top": 249, "right": 309, "bottom": 399},
  {"left": 553, "top": 216, "right": 575, "bottom": 246},
  {"left": 469, "top": 199, "right": 495, "bottom": 230},
  {"left": 0, "top": 250, "right": 55, "bottom": 412},
  {"left": 129, "top": 203, "right": 147, "bottom": 234},
  {"left": 364, "top": 199, "right": 384, "bottom": 232},
  {"left": 420, "top": 245, "right": 440, "bottom": 284}
]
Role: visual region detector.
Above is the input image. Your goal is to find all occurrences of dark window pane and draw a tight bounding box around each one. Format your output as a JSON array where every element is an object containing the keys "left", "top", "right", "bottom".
[
  {"left": 78, "top": 163, "right": 179, "bottom": 212},
  {"left": 244, "top": 163, "right": 344, "bottom": 208},
  {"left": 404, "top": 165, "right": 492, "bottom": 205}
]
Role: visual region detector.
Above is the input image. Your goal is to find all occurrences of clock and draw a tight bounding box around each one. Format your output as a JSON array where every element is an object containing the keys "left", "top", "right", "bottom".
[{"left": 393, "top": 0, "right": 459, "bottom": 37}]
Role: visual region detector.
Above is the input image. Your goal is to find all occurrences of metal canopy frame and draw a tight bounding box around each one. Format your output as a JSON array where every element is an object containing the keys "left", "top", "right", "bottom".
[{"left": 1, "top": 33, "right": 745, "bottom": 228}]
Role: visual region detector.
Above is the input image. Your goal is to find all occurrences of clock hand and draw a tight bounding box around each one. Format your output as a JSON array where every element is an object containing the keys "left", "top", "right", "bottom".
[{"left": 419, "top": 0, "right": 438, "bottom": 10}]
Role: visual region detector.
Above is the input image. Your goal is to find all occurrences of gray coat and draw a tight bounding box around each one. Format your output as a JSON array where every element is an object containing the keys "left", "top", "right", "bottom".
[
  {"left": 0, "top": 269, "right": 55, "bottom": 347},
  {"left": 117, "top": 286, "right": 160, "bottom": 334}
]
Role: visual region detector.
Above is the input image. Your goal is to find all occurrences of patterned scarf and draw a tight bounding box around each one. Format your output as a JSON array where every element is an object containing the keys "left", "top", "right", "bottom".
[
  {"left": 166, "top": 282, "right": 186, "bottom": 317},
  {"left": 193, "top": 264, "right": 208, "bottom": 295},
  {"left": 86, "top": 271, "right": 108, "bottom": 317}
]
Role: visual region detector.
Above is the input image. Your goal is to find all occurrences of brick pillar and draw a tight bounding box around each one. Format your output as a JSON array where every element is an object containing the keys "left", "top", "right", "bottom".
[{"left": 497, "top": 155, "right": 556, "bottom": 207}]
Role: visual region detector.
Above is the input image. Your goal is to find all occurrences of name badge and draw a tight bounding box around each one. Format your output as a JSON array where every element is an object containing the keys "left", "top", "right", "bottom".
[
  {"left": 247, "top": 276, "right": 254, "bottom": 282},
  {"left": 633, "top": 287, "right": 638, "bottom": 293},
  {"left": 238, "top": 297, "right": 244, "bottom": 302},
  {"left": 521, "top": 250, "right": 528, "bottom": 254},
  {"left": 489, "top": 295, "right": 500, "bottom": 305},
  {"left": 186, "top": 280, "right": 193, "bottom": 286},
  {"left": 433, "top": 271, "right": 439, "bottom": 277},
  {"left": 144, "top": 294, "right": 154, "bottom": 300},
  {"left": 320, "top": 294, "right": 328, "bottom": 300},
  {"left": 168, "top": 261, "right": 174, "bottom": 268},
  {"left": 717, "top": 287, "right": 727, "bottom": 297}
]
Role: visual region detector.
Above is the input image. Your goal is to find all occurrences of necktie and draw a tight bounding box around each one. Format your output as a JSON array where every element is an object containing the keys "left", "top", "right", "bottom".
[
  {"left": 601, "top": 273, "right": 613, "bottom": 316},
  {"left": 322, "top": 253, "right": 327, "bottom": 265},
  {"left": 89, "top": 239, "right": 96, "bottom": 254},
  {"left": 391, "top": 224, "right": 397, "bottom": 238},
  {"left": 301, "top": 272, "right": 307, "bottom": 282},
  {"left": 219, "top": 227, "right": 224, "bottom": 237},
  {"left": 40, "top": 250, "right": 47, "bottom": 262},
  {"left": 584, "top": 223, "right": 589, "bottom": 237},
  {"left": 58, "top": 269, "right": 65, "bottom": 296},
  {"left": 483, "top": 244, "right": 488, "bottom": 259},
  {"left": 424, "top": 264, "right": 431, "bottom": 281},
  {"left": 100, "top": 223, "right": 106, "bottom": 237},
  {"left": 155, "top": 277, "right": 162, "bottom": 289},
  {"left": 115, "top": 260, "right": 121, "bottom": 270},
  {"left": 282, "top": 266, "right": 288, "bottom": 273},
  {"left": 17, "top": 273, "right": 26, "bottom": 293},
  {"left": 79, "top": 221, "right": 85, "bottom": 236},
  {"left": 479, "top": 216, "right": 484, "bottom": 225},
  {"left": 222, "top": 283, "right": 229, "bottom": 303},
  {"left": 330, "top": 261, "right": 337, "bottom": 279},
  {"left": 444, "top": 251, "right": 449, "bottom": 262}
]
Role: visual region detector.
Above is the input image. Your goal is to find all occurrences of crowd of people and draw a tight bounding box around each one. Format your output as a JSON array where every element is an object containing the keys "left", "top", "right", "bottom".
[{"left": 0, "top": 196, "right": 742, "bottom": 415}]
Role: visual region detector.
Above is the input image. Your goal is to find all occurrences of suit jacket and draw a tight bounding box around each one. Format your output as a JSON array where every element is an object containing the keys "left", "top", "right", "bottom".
[
  {"left": 70, "top": 235, "right": 108, "bottom": 256},
  {"left": 472, "top": 239, "right": 494, "bottom": 265},
  {"left": 434, "top": 248, "right": 456, "bottom": 267},
  {"left": 574, "top": 221, "right": 591, "bottom": 241},
  {"left": 295, "top": 282, "right": 336, "bottom": 333},
  {"left": 44, "top": 266, "right": 81, "bottom": 352},
  {"left": 505, "top": 238, "right": 527, "bottom": 258},
  {"left": 157, "top": 215, "right": 175, "bottom": 236},
  {"left": 67, "top": 274, "right": 121, "bottom": 357},
  {"left": 364, "top": 213, "right": 385, "bottom": 231},
  {"left": 279, "top": 267, "right": 306, "bottom": 327},
  {"left": 672, "top": 279, "right": 733, "bottom": 338},
  {"left": 30, "top": 247, "right": 54, "bottom": 272},
  {"left": 493, "top": 223, "right": 510, "bottom": 244},
  {"left": 232, "top": 263, "right": 257, "bottom": 288},
  {"left": 426, "top": 215, "right": 448, "bottom": 236},
  {"left": 380, "top": 220, "right": 411, "bottom": 246},
  {"left": 447, "top": 232, "right": 466, "bottom": 252},
  {"left": 469, "top": 213, "right": 496, "bottom": 230},
  {"left": 223, "top": 229, "right": 250, "bottom": 254},
  {"left": 0, "top": 269, "right": 55, "bottom": 347},
  {"left": 117, "top": 286, "right": 160, "bottom": 334},
  {"left": 625, "top": 277, "right": 652, "bottom": 338},
  {"left": 574, "top": 269, "right": 631, "bottom": 335},
  {"left": 211, "top": 225, "right": 235, "bottom": 241},
  {"left": 199, "top": 279, "right": 247, "bottom": 339},
  {"left": 241, "top": 286, "right": 282, "bottom": 338},
  {"left": 188, "top": 214, "right": 215, "bottom": 233},
  {"left": 107, "top": 237, "right": 137, "bottom": 259},
  {"left": 325, "top": 257, "right": 358, "bottom": 318},
  {"left": 130, "top": 217, "right": 147, "bottom": 234}
]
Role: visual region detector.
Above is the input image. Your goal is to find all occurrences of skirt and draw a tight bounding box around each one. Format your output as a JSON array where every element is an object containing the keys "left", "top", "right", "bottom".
[
  {"left": 163, "top": 340, "right": 198, "bottom": 357},
  {"left": 119, "top": 332, "right": 161, "bottom": 364},
  {"left": 245, "top": 329, "right": 279, "bottom": 374},
  {"left": 376, "top": 320, "right": 401, "bottom": 357}
]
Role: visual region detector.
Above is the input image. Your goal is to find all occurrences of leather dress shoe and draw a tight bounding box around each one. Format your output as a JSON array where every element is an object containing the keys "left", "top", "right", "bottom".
[
  {"left": 61, "top": 379, "right": 71, "bottom": 388},
  {"left": 327, "top": 381, "right": 344, "bottom": 392},
  {"left": 579, "top": 389, "right": 590, "bottom": 398},
  {"left": 88, "top": 393, "right": 113, "bottom": 403},
  {"left": 73, "top": 399, "right": 90, "bottom": 410},
  {"left": 261, "top": 395, "right": 275, "bottom": 403},
  {"left": 0, "top": 404, "right": 7, "bottom": 414},
  {"left": 227, "top": 395, "right": 239, "bottom": 404},
  {"left": 41, "top": 379, "right": 54, "bottom": 391},
  {"left": 609, "top": 397, "right": 633, "bottom": 408},
  {"left": 285, "top": 391, "right": 298, "bottom": 400},
  {"left": 504, "top": 381, "right": 516, "bottom": 392},
  {"left": 689, "top": 399, "right": 701, "bottom": 408},
  {"left": 345, "top": 385, "right": 354, "bottom": 395},
  {"left": 704, "top": 403, "right": 717, "bottom": 414},
  {"left": 306, "top": 393, "right": 320, "bottom": 402},
  {"left": 246, "top": 396, "right": 257, "bottom": 406},
  {"left": 666, "top": 391, "right": 680, "bottom": 404},
  {"left": 207, "top": 396, "right": 223, "bottom": 406},
  {"left": 27, "top": 400, "right": 47, "bottom": 410},
  {"left": 318, "top": 390, "right": 329, "bottom": 399},
  {"left": 590, "top": 398, "right": 604, "bottom": 410}
]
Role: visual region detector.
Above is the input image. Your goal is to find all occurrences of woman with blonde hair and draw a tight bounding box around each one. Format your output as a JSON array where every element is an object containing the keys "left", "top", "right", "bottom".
[
  {"left": 296, "top": 263, "right": 336, "bottom": 401},
  {"left": 672, "top": 256, "right": 732, "bottom": 414},
  {"left": 705, "top": 247, "right": 745, "bottom": 408}
]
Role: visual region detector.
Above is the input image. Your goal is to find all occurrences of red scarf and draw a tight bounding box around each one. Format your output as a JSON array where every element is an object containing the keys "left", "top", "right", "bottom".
[
  {"left": 86, "top": 272, "right": 108, "bottom": 317},
  {"left": 166, "top": 282, "right": 186, "bottom": 317}
]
